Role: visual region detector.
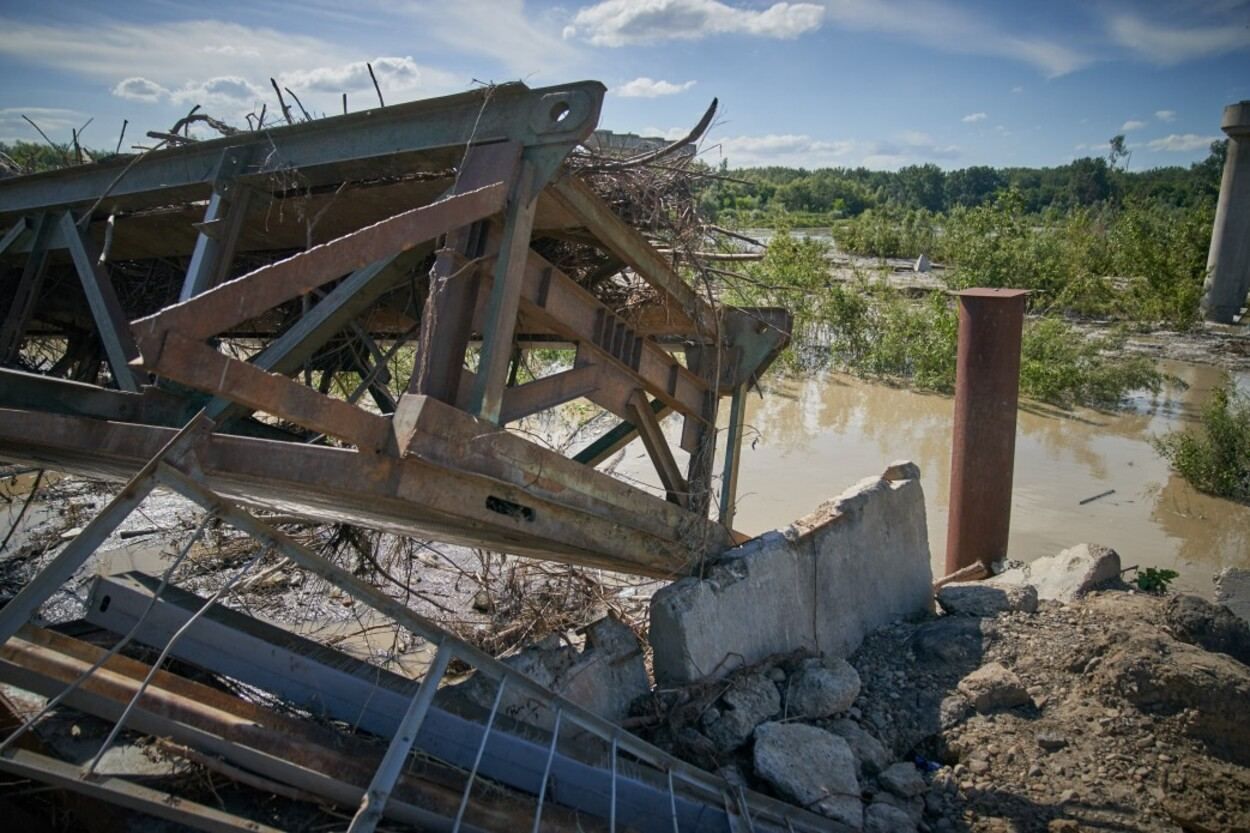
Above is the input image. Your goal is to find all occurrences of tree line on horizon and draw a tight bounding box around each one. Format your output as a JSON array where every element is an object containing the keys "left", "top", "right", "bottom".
[{"left": 699, "top": 139, "right": 1227, "bottom": 222}]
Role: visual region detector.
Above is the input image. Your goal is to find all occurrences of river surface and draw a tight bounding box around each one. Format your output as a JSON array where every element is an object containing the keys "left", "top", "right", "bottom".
[{"left": 616, "top": 360, "right": 1250, "bottom": 595}]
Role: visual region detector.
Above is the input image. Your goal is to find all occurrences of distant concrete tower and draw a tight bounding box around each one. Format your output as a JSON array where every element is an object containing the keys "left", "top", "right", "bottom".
[{"left": 1202, "top": 101, "right": 1250, "bottom": 324}]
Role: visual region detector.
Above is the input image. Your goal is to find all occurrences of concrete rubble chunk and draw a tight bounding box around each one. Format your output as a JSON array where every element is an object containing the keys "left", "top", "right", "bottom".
[
  {"left": 937, "top": 581, "right": 1038, "bottom": 616},
  {"left": 957, "top": 662, "right": 1031, "bottom": 713},
  {"left": 438, "top": 613, "right": 648, "bottom": 732},
  {"left": 786, "top": 657, "right": 861, "bottom": 719},
  {"left": 865, "top": 801, "right": 919, "bottom": 833},
  {"left": 992, "top": 543, "right": 1120, "bottom": 602},
  {"left": 752, "top": 722, "right": 863, "bottom": 829},
  {"left": 913, "top": 253, "right": 931, "bottom": 274},
  {"left": 877, "top": 761, "right": 926, "bottom": 798},
  {"left": 650, "top": 463, "right": 933, "bottom": 685},
  {"left": 1215, "top": 567, "right": 1250, "bottom": 626},
  {"left": 828, "top": 718, "right": 892, "bottom": 776},
  {"left": 703, "top": 671, "right": 781, "bottom": 752}
]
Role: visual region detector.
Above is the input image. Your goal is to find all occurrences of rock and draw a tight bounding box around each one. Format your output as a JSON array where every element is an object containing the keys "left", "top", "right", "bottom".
[
  {"left": 828, "top": 718, "right": 891, "bottom": 776},
  {"left": 786, "top": 658, "right": 861, "bottom": 719},
  {"left": 957, "top": 662, "right": 1030, "bottom": 713},
  {"left": 753, "top": 722, "right": 862, "bottom": 828},
  {"left": 992, "top": 543, "right": 1120, "bottom": 602},
  {"left": 1215, "top": 567, "right": 1250, "bottom": 625},
  {"left": 866, "top": 801, "right": 918, "bottom": 833},
  {"left": 1164, "top": 593, "right": 1250, "bottom": 665},
  {"left": 703, "top": 672, "right": 781, "bottom": 752},
  {"left": 913, "top": 253, "right": 931, "bottom": 274},
  {"left": 878, "top": 761, "right": 926, "bottom": 798},
  {"left": 937, "top": 582, "right": 1038, "bottom": 617},
  {"left": 1048, "top": 821, "right": 1079, "bottom": 833},
  {"left": 1036, "top": 730, "right": 1068, "bottom": 751}
]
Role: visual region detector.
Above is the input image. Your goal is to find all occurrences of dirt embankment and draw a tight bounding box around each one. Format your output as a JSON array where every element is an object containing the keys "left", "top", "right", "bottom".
[{"left": 634, "top": 588, "right": 1250, "bottom": 833}]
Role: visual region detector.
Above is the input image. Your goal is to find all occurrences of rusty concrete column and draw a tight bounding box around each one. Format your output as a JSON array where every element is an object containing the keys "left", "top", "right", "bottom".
[
  {"left": 1202, "top": 101, "right": 1250, "bottom": 324},
  {"left": 944, "top": 288, "right": 1028, "bottom": 576}
]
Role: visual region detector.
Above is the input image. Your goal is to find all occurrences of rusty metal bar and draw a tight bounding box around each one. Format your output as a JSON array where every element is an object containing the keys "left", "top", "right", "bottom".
[
  {"left": 0, "top": 746, "right": 286, "bottom": 833},
  {"left": 132, "top": 183, "right": 506, "bottom": 344},
  {"left": 944, "top": 288, "right": 1028, "bottom": 575}
]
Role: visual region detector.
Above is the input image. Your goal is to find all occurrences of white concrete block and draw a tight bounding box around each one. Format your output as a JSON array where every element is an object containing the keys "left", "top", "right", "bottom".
[{"left": 649, "top": 462, "right": 932, "bottom": 685}]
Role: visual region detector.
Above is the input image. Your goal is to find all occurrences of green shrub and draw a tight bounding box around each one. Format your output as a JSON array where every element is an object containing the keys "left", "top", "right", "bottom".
[
  {"left": 1154, "top": 383, "right": 1250, "bottom": 503},
  {"left": 834, "top": 207, "right": 939, "bottom": 259}
]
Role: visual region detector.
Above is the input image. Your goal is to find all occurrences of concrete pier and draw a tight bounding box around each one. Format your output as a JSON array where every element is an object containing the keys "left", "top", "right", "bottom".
[{"left": 1202, "top": 101, "right": 1250, "bottom": 324}]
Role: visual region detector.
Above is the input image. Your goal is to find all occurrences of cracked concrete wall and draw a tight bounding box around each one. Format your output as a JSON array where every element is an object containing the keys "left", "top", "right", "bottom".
[{"left": 649, "top": 462, "right": 933, "bottom": 685}]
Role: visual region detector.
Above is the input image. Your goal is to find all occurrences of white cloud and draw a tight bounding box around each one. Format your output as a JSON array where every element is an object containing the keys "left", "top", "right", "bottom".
[
  {"left": 567, "top": 0, "right": 824, "bottom": 46},
  {"left": 962, "top": 112, "right": 987, "bottom": 123},
  {"left": 817, "top": 0, "right": 1091, "bottom": 76},
  {"left": 709, "top": 130, "right": 958, "bottom": 169},
  {"left": 1155, "top": 109, "right": 1176, "bottom": 122},
  {"left": 614, "top": 77, "right": 698, "bottom": 97},
  {"left": 1121, "top": 119, "right": 1146, "bottom": 131},
  {"left": 1108, "top": 13, "right": 1250, "bottom": 64},
  {"left": 113, "top": 78, "right": 167, "bottom": 103},
  {"left": 1146, "top": 133, "right": 1221, "bottom": 152},
  {"left": 1011, "top": 86, "right": 1024, "bottom": 93},
  {"left": 0, "top": 18, "right": 353, "bottom": 87},
  {"left": 280, "top": 57, "right": 459, "bottom": 98}
]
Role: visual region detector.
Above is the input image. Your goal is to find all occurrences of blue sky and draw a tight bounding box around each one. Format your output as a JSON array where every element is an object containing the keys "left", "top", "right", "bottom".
[{"left": 0, "top": 0, "right": 1247, "bottom": 170}]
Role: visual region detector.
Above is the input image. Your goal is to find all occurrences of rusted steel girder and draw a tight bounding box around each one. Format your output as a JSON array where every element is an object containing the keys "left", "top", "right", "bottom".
[{"left": 944, "top": 288, "right": 1028, "bottom": 575}]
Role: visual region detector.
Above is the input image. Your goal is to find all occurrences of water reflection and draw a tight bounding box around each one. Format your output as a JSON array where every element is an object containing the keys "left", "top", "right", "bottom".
[{"left": 725, "top": 360, "right": 1250, "bottom": 593}]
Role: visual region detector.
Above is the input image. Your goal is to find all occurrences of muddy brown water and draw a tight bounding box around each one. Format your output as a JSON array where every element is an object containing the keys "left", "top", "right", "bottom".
[{"left": 616, "top": 360, "right": 1250, "bottom": 596}]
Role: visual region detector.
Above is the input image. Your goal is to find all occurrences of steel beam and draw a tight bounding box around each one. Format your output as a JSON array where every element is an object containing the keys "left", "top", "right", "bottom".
[
  {"left": 718, "top": 383, "right": 748, "bottom": 528},
  {"left": 469, "top": 156, "right": 540, "bottom": 423},
  {"left": 0, "top": 82, "right": 605, "bottom": 217},
  {"left": 58, "top": 211, "right": 141, "bottom": 391},
  {"left": 499, "top": 364, "right": 600, "bottom": 424},
  {"left": 0, "top": 214, "right": 53, "bottom": 363},
  {"left": 0, "top": 747, "right": 285, "bottom": 833},
  {"left": 627, "top": 390, "right": 688, "bottom": 507},
  {"left": 179, "top": 147, "right": 254, "bottom": 301},
  {"left": 132, "top": 183, "right": 507, "bottom": 345}
]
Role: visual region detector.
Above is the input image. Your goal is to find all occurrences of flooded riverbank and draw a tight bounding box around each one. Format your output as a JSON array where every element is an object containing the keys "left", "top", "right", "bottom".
[{"left": 617, "top": 360, "right": 1250, "bottom": 595}]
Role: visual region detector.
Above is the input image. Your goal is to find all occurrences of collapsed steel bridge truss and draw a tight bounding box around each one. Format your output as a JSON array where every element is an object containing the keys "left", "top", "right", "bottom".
[
  {"left": 0, "top": 81, "right": 803, "bottom": 828},
  {"left": 0, "top": 80, "right": 790, "bottom": 576}
]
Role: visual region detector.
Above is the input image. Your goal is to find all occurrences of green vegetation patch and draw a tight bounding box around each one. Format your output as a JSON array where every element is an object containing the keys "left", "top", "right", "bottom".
[{"left": 1154, "top": 383, "right": 1250, "bottom": 504}]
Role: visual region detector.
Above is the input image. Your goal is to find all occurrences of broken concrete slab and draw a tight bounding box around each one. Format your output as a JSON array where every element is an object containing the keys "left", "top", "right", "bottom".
[
  {"left": 753, "top": 722, "right": 862, "bottom": 829},
  {"left": 440, "top": 614, "right": 648, "bottom": 733},
  {"left": 937, "top": 581, "right": 1038, "bottom": 616},
  {"left": 992, "top": 543, "right": 1120, "bottom": 602},
  {"left": 650, "top": 462, "right": 932, "bottom": 684}
]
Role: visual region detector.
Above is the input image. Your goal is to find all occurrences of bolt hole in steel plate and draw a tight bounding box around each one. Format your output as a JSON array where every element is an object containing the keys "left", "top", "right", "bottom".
[{"left": 531, "top": 90, "right": 592, "bottom": 136}]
